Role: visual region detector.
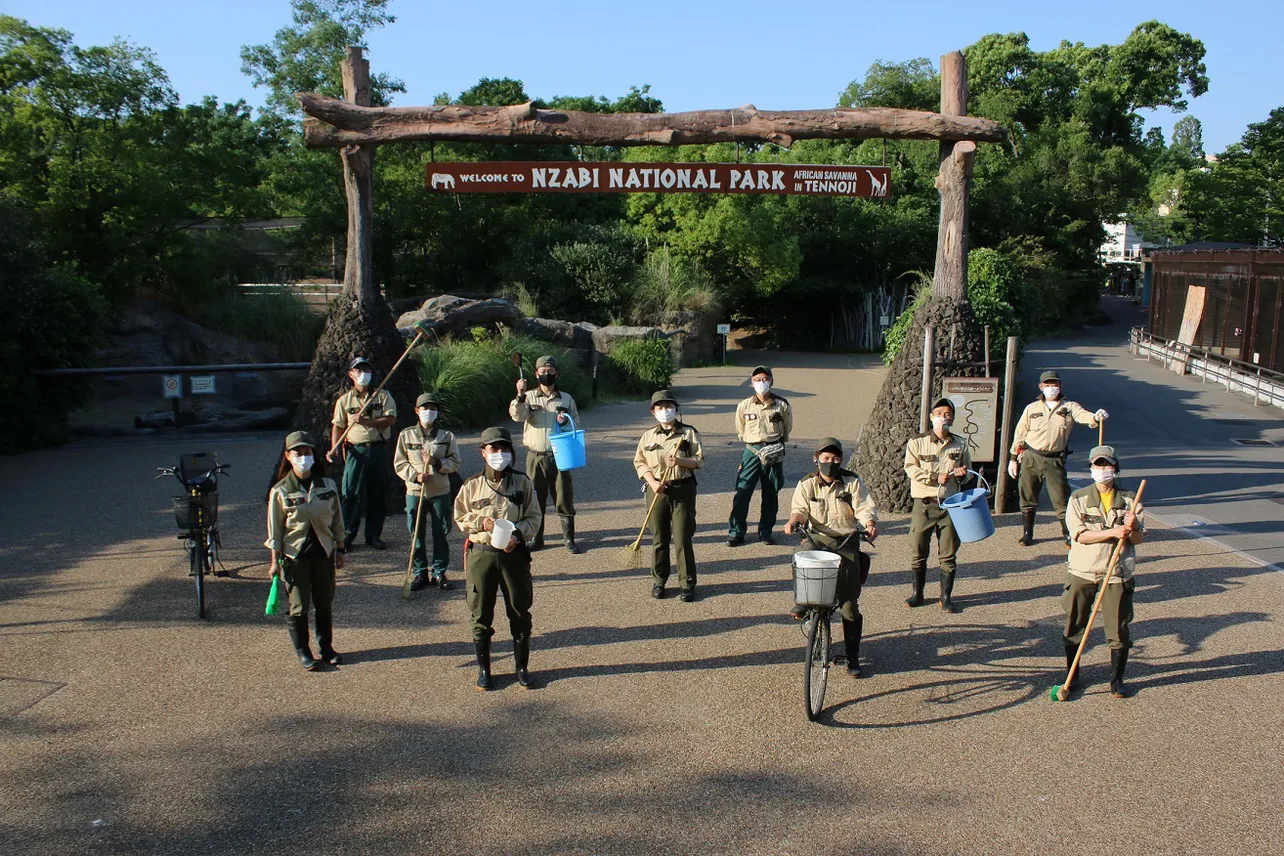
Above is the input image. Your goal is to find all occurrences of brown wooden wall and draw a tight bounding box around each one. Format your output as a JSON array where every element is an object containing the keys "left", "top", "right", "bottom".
[{"left": 1149, "top": 249, "right": 1284, "bottom": 373}]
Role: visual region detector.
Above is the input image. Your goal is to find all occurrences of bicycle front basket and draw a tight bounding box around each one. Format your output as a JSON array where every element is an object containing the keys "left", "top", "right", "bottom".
[{"left": 173, "top": 492, "right": 218, "bottom": 530}]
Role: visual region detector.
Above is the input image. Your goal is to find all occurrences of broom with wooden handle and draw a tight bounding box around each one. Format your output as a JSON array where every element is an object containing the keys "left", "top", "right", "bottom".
[
  {"left": 327, "top": 320, "right": 434, "bottom": 462},
  {"left": 1051, "top": 479, "right": 1146, "bottom": 702},
  {"left": 618, "top": 467, "right": 674, "bottom": 568},
  {"left": 401, "top": 478, "right": 429, "bottom": 599}
]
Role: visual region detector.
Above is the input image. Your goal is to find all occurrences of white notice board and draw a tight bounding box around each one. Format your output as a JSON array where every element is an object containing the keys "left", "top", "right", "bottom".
[
  {"left": 162, "top": 375, "right": 182, "bottom": 399},
  {"left": 942, "top": 377, "right": 1000, "bottom": 463}
]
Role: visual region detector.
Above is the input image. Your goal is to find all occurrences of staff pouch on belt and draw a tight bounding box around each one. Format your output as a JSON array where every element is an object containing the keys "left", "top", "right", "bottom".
[
  {"left": 755, "top": 442, "right": 786, "bottom": 467},
  {"left": 278, "top": 555, "right": 297, "bottom": 587}
]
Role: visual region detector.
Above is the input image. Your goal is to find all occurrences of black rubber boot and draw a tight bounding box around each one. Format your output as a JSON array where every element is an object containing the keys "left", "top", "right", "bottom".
[
  {"left": 315, "top": 610, "right": 341, "bottom": 665},
  {"left": 560, "top": 516, "right": 581, "bottom": 554},
  {"left": 842, "top": 617, "right": 863, "bottom": 678},
  {"left": 905, "top": 568, "right": 926, "bottom": 607},
  {"left": 1060, "top": 518, "right": 1072, "bottom": 549},
  {"left": 514, "top": 634, "right": 537, "bottom": 689},
  {"left": 287, "top": 617, "right": 318, "bottom": 671},
  {"left": 1063, "top": 639, "right": 1079, "bottom": 694},
  {"left": 939, "top": 571, "right": 958, "bottom": 614},
  {"left": 473, "top": 639, "right": 492, "bottom": 691},
  {"left": 409, "top": 573, "right": 429, "bottom": 592},
  {"left": 1019, "top": 511, "right": 1035, "bottom": 546},
  {"left": 1110, "top": 648, "right": 1129, "bottom": 698},
  {"left": 433, "top": 572, "right": 453, "bottom": 591}
]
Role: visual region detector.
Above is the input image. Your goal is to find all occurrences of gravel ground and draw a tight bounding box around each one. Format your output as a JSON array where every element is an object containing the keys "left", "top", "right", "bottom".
[{"left": 2, "top": 350, "right": 1281, "bottom": 856}]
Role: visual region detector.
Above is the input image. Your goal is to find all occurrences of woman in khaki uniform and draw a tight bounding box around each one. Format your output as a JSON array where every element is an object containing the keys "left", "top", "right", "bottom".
[
  {"left": 784, "top": 438, "right": 879, "bottom": 678},
  {"left": 633, "top": 390, "right": 705, "bottom": 602},
  {"left": 266, "top": 431, "right": 346, "bottom": 671},
  {"left": 394, "top": 392, "right": 462, "bottom": 591}
]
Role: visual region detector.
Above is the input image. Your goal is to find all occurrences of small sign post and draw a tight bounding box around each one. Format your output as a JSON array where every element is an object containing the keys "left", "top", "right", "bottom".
[
  {"left": 716, "top": 323, "right": 731, "bottom": 365},
  {"left": 162, "top": 374, "right": 182, "bottom": 428}
]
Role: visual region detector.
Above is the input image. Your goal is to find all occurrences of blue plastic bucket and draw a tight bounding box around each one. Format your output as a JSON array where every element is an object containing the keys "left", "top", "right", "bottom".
[
  {"left": 939, "top": 470, "right": 994, "bottom": 542},
  {"left": 548, "top": 416, "right": 587, "bottom": 471}
]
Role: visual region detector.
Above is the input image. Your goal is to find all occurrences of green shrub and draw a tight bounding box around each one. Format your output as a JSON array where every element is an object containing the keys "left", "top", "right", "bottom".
[
  {"left": 413, "top": 334, "right": 592, "bottom": 431},
  {"left": 605, "top": 337, "right": 673, "bottom": 394},
  {"left": 196, "top": 287, "right": 324, "bottom": 361},
  {"left": 882, "top": 274, "right": 930, "bottom": 365}
]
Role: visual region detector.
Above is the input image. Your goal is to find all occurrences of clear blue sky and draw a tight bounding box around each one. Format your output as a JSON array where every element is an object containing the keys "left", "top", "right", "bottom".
[{"left": 6, "top": 0, "right": 1279, "bottom": 153}]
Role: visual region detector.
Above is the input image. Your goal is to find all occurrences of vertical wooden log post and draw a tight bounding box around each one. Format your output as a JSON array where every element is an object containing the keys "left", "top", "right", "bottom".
[
  {"left": 919, "top": 325, "right": 936, "bottom": 433},
  {"left": 341, "top": 47, "right": 377, "bottom": 304},
  {"left": 995, "top": 336, "right": 1019, "bottom": 513},
  {"left": 931, "top": 51, "right": 975, "bottom": 302}
]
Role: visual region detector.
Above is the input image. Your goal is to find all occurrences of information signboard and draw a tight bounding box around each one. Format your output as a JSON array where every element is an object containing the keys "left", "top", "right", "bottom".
[{"left": 942, "top": 377, "right": 1000, "bottom": 463}]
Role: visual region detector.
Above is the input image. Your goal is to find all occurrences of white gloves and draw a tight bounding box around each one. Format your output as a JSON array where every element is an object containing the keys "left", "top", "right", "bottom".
[
  {"left": 1095, "top": 408, "right": 1109, "bottom": 421},
  {"left": 1007, "top": 460, "right": 1019, "bottom": 479}
]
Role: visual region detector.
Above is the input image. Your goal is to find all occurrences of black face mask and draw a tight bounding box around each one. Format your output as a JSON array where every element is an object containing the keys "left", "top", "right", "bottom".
[
  {"left": 817, "top": 461, "right": 841, "bottom": 479},
  {"left": 537, "top": 373, "right": 556, "bottom": 386}
]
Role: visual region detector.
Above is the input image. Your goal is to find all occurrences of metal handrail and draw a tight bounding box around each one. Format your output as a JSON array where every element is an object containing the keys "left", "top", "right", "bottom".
[
  {"left": 1129, "top": 327, "right": 1284, "bottom": 384},
  {"left": 35, "top": 363, "right": 311, "bottom": 377}
]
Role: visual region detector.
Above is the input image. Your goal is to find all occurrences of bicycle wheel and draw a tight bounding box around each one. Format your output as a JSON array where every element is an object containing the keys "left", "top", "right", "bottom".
[
  {"left": 192, "top": 531, "right": 207, "bottom": 619},
  {"left": 803, "top": 609, "right": 831, "bottom": 721}
]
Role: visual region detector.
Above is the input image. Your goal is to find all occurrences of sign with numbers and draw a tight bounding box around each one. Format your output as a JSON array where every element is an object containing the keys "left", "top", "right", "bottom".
[{"left": 716, "top": 323, "right": 731, "bottom": 335}]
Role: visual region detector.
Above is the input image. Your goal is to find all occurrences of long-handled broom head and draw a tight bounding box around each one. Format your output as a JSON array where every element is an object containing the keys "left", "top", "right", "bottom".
[
  {"left": 617, "top": 484, "right": 666, "bottom": 568},
  {"left": 511, "top": 350, "right": 525, "bottom": 379}
]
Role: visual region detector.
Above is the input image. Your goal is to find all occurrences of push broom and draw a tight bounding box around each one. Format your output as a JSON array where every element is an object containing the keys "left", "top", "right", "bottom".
[{"left": 1050, "top": 479, "right": 1146, "bottom": 702}]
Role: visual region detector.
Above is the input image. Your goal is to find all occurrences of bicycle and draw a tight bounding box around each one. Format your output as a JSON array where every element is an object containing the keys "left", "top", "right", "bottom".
[
  {"left": 790, "top": 525, "right": 869, "bottom": 722},
  {"left": 156, "top": 452, "right": 230, "bottom": 619}
]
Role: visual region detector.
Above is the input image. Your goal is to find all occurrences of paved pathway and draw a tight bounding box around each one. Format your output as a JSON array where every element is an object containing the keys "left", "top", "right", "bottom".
[{"left": 2, "top": 332, "right": 1281, "bottom": 856}]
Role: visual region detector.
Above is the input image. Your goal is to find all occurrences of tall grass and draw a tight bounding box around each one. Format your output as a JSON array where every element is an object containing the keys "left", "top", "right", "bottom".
[
  {"left": 198, "top": 288, "right": 324, "bottom": 361},
  {"left": 629, "top": 247, "right": 720, "bottom": 324},
  {"left": 605, "top": 337, "right": 673, "bottom": 394},
  {"left": 413, "top": 334, "right": 592, "bottom": 430}
]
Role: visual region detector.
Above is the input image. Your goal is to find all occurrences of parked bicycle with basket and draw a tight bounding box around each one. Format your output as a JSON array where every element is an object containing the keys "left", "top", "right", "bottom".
[
  {"left": 156, "top": 452, "right": 230, "bottom": 619},
  {"left": 783, "top": 437, "right": 879, "bottom": 721}
]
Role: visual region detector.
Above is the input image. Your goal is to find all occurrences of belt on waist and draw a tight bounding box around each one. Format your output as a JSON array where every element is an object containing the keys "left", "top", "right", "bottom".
[
  {"left": 530, "top": 449, "right": 554, "bottom": 456},
  {"left": 1024, "top": 446, "right": 1067, "bottom": 458},
  {"left": 351, "top": 440, "right": 386, "bottom": 447},
  {"left": 467, "top": 541, "right": 508, "bottom": 553}
]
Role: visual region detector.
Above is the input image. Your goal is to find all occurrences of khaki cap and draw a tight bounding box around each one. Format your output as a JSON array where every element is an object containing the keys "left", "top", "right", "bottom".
[
  {"left": 1088, "top": 445, "right": 1118, "bottom": 466},
  {"left": 814, "top": 437, "right": 843, "bottom": 456},
  {"left": 650, "top": 389, "right": 678, "bottom": 407},
  {"left": 285, "top": 430, "right": 315, "bottom": 451},
  {"left": 479, "top": 427, "right": 513, "bottom": 447},
  {"left": 416, "top": 392, "right": 441, "bottom": 408}
]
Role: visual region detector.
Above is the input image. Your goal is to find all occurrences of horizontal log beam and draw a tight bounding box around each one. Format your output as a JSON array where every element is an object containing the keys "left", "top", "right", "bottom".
[{"left": 296, "top": 94, "right": 1009, "bottom": 149}]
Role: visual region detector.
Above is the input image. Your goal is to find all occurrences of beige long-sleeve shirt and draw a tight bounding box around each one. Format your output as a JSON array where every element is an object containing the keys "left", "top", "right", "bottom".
[
  {"left": 633, "top": 422, "right": 705, "bottom": 483},
  {"left": 790, "top": 470, "right": 878, "bottom": 540},
  {"left": 332, "top": 388, "right": 397, "bottom": 444},
  {"left": 393, "top": 424, "right": 461, "bottom": 498},
  {"left": 264, "top": 473, "right": 346, "bottom": 559},
  {"left": 509, "top": 388, "right": 580, "bottom": 453},
  {"left": 1010, "top": 398, "right": 1098, "bottom": 456},
  {"left": 904, "top": 431, "right": 973, "bottom": 500},
  {"left": 1066, "top": 484, "right": 1146, "bottom": 582},
  {"left": 735, "top": 394, "right": 792, "bottom": 444},
  {"left": 453, "top": 470, "right": 542, "bottom": 545}
]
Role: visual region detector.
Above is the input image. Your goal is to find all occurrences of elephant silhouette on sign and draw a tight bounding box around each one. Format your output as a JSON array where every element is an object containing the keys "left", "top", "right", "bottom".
[
  {"left": 865, "top": 169, "right": 888, "bottom": 197},
  {"left": 430, "top": 173, "right": 456, "bottom": 190}
]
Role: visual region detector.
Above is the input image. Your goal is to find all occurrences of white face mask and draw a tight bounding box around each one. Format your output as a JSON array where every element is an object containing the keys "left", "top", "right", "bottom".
[
  {"left": 752, "top": 380, "right": 771, "bottom": 395},
  {"left": 931, "top": 416, "right": 951, "bottom": 433},
  {"left": 1091, "top": 466, "right": 1115, "bottom": 484},
  {"left": 418, "top": 408, "right": 437, "bottom": 425},
  {"left": 355, "top": 371, "right": 372, "bottom": 388},
  {"left": 654, "top": 407, "right": 677, "bottom": 424},
  {"left": 485, "top": 451, "right": 512, "bottom": 471},
  {"left": 291, "top": 454, "right": 314, "bottom": 475},
  {"left": 1042, "top": 385, "right": 1060, "bottom": 400}
]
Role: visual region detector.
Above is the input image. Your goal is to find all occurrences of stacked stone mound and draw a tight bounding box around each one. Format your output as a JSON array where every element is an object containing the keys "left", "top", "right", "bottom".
[{"left": 855, "top": 297, "right": 986, "bottom": 513}]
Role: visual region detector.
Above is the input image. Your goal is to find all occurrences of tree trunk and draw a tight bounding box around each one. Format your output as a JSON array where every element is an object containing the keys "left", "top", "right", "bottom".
[
  {"left": 296, "top": 95, "right": 1008, "bottom": 149},
  {"left": 340, "top": 47, "right": 377, "bottom": 305},
  {"left": 855, "top": 52, "right": 987, "bottom": 512}
]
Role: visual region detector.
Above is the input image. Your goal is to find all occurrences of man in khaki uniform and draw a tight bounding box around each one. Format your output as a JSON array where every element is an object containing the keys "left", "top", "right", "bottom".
[
  {"left": 903, "top": 398, "right": 972, "bottom": 613},
  {"left": 728, "top": 365, "right": 793, "bottom": 546},
  {"left": 785, "top": 438, "right": 878, "bottom": 678},
  {"left": 510, "top": 355, "right": 581, "bottom": 553},
  {"left": 1062, "top": 445, "right": 1145, "bottom": 699},
  {"left": 328, "top": 356, "right": 398, "bottom": 550},
  {"left": 634, "top": 390, "right": 705, "bottom": 601},
  {"left": 394, "top": 392, "right": 462, "bottom": 591},
  {"left": 1007, "top": 369, "right": 1107, "bottom": 547},
  {"left": 454, "top": 427, "right": 542, "bottom": 691}
]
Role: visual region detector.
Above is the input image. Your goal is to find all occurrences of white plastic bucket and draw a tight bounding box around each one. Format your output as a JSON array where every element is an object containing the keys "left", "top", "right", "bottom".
[
  {"left": 792, "top": 550, "right": 842, "bottom": 605},
  {"left": 490, "top": 518, "right": 516, "bottom": 549}
]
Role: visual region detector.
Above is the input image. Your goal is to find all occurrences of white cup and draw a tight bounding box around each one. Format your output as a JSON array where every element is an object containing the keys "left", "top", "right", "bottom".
[{"left": 490, "top": 518, "right": 516, "bottom": 549}]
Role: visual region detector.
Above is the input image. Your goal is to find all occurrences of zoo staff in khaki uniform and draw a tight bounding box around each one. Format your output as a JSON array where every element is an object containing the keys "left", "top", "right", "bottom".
[
  {"left": 510, "top": 355, "right": 582, "bottom": 553},
  {"left": 903, "top": 398, "right": 973, "bottom": 613},
  {"left": 784, "top": 438, "right": 879, "bottom": 678},
  {"left": 728, "top": 365, "right": 792, "bottom": 546},
  {"left": 266, "top": 431, "right": 346, "bottom": 672},
  {"left": 393, "top": 392, "right": 461, "bottom": 591},
  {"left": 329, "top": 356, "right": 398, "bottom": 550},
  {"left": 634, "top": 390, "right": 705, "bottom": 602},
  {"left": 1062, "top": 445, "right": 1145, "bottom": 699},
  {"left": 454, "top": 427, "right": 542, "bottom": 691},
  {"left": 1007, "top": 369, "right": 1107, "bottom": 547}
]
